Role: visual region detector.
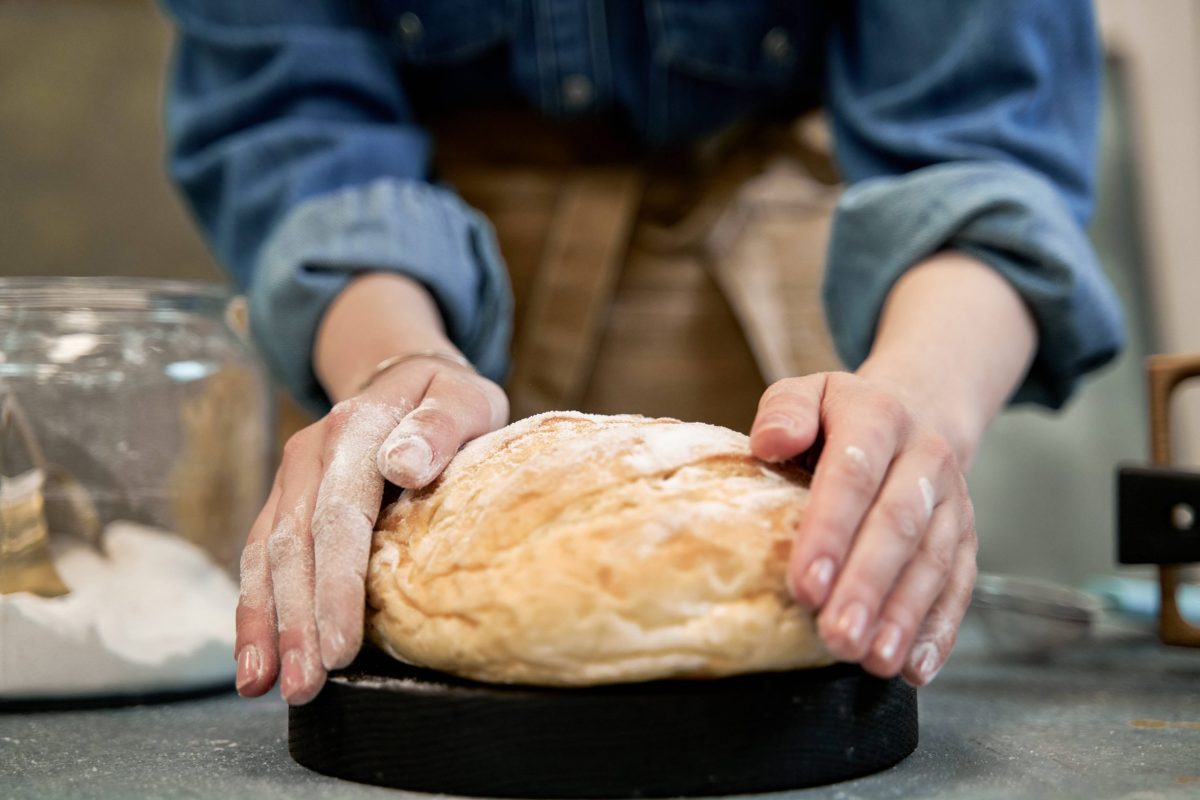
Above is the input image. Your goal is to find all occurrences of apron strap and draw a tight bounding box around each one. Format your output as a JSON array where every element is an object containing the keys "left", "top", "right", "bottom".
[{"left": 508, "top": 168, "right": 644, "bottom": 418}]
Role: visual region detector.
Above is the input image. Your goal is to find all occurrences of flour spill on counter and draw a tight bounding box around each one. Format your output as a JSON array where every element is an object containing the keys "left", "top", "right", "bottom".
[{"left": 0, "top": 521, "right": 237, "bottom": 698}]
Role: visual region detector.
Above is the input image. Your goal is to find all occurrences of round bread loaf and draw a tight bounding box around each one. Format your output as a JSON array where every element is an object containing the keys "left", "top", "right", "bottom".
[{"left": 366, "top": 412, "right": 832, "bottom": 686}]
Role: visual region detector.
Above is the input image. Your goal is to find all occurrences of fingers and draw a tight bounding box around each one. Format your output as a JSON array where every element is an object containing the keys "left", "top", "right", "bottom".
[
  {"left": 749, "top": 374, "right": 827, "bottom": 463},
  {"left": 236, "top": 357, "right": 513, "bottom": 703},
  {"left": 315, "top": 371, "right": 507, "bottom": 672},
  {"left": 234, "top": 481, "right": 281, "bottom": 697},
  {"left": 900, "top": 519, "right": 978, "bottom": 686},
  {"left": 376, "top": 371, "right": 509, "bottom": 489},
  {"left": 266, "top": 427, "right": 326, "bottom": 705},
  {"left": 858, "top": 488, "right": 975, "bottom": 682},
  {"left": 786, "top": 380, "right": 909, "bottom": 608},
  {"left": 847, "top": 501, "right": 954, "bottom": 676},
  {"left": 818, "top": 436, "right": 956, "bottom": 662},
  {"left": 312, "top": 401, "right": 406, "bottom": 672}
]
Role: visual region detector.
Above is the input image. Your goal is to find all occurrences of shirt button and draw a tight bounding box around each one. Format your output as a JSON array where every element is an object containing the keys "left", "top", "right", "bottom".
[
  {"left": 762, "top": 27, "right": 793, "bottom": 64},
  {"left": 561, "top": 74, "right": 594, "bottom": 110},
  {"left": 396, "top": 12, "right": 424, "bottom": 45}
]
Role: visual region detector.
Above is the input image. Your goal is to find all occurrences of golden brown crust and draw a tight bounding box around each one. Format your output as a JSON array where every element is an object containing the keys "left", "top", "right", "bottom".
[{"left": 366, "top": 412, "right": 832, "bottom": 686}]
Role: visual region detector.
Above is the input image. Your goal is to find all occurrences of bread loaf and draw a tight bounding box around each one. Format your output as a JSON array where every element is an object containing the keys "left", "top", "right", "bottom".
[{"left": 366, "top": 412, "right": 832, "bottom": 686}]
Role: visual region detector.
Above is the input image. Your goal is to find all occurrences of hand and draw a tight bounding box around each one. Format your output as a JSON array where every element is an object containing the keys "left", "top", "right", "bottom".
[
  {"left": 750, "top": 371, "right": 978, "bottom": 686},
  {"left": 233, "top": 357, "right": 508, "bottom": 704}
]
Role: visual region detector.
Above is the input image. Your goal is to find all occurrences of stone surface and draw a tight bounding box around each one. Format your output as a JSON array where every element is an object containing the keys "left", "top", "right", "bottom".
[{"left": 3, "top": 618, "right": 1199, "bottom": 800}]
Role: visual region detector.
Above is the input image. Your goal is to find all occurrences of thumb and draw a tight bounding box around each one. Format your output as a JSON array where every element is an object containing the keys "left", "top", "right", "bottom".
[
  {"left": 376, "top": 371, "right": 508, "bottom": 490},
  {"left": 749, "top": 373, "right": 829, "bottom": 463}
]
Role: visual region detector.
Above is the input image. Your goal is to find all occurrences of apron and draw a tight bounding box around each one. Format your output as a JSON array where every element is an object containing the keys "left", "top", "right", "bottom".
[{"left": 433, "top": 107, "right": 843, "bottom": 433}]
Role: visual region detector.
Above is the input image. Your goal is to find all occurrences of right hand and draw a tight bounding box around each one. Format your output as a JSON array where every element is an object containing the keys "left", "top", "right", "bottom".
[{"left": 233, "top": 355, "right": 508, "bottom": 704}]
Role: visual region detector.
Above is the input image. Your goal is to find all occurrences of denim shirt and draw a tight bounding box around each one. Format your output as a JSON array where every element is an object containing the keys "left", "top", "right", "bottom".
[{"left": 162, "top": 0, "right": 1123, "bottom": 415}]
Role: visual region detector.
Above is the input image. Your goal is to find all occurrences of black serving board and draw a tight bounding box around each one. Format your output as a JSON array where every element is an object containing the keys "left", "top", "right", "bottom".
[{"left": 289, "top": 647, "right": 917, "bottom": 797}]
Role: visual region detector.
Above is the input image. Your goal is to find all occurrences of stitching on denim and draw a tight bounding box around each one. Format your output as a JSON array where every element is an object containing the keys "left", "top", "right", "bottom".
[
  {"left": 532, "top": 0, "right": 561, "bottom": 114},
  {"left": 587, "top": 0, "right": 612, "bottom": 106},
  {"left": 646, "top": 0, "right": 669, "bottom": 140}
]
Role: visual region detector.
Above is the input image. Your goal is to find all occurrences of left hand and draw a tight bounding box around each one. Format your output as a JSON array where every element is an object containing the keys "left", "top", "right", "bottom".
[
  {"left": 750, "top": 371, "right": 978, "bottom": 686},
  {"left": 234, "top": 357, "right": 509, "bottom": 704}
]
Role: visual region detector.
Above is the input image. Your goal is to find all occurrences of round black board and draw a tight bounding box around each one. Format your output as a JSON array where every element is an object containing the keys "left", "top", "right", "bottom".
[{"left": 289, "top": 647, "right": 917, "bottom": 797}]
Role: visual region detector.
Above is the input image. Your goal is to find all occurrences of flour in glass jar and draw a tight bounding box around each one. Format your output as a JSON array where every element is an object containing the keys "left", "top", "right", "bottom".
[{"left": 0, "top": 521, "right": 238, "bottom": 699}]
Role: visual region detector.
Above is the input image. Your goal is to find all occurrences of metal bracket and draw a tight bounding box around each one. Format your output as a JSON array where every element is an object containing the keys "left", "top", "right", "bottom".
[{"left": 1117, "top": 464, "right": 1200, "bottom": 565}]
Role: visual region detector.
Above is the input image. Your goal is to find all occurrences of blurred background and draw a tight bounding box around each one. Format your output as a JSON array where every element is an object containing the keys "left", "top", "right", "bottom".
[
  {"left": 0, "top": 0, "right": 1194, "bottom": 589},
  {"left": 0, "top": 0, "right": 219, "bottom": 284}
]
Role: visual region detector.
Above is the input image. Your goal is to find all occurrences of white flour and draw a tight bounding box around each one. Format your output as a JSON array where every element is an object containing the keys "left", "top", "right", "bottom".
[{"left": 0, "top": 521, "right": 237, "bottom": 699}]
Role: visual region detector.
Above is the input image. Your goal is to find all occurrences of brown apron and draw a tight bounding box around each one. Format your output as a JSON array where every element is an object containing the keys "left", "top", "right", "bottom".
[
  {"left": 277, "top": 109, "right": 843, "bottom": 441},
  {"left": 434, "top": 108, "right": 843, "bottom": 433}
]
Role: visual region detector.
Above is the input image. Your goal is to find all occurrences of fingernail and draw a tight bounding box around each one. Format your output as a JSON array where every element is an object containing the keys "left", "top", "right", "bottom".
[
  {"left": 803, "top": 557, "right": 835, "bottom": 604},
  {"left": 909, "top": 643, "right": 942, "bottom": 685},
  {"left": 280, "top": 649, "right": 304, "bottom": 702},
  {"left": 873, "top": 622, "right": 903, "bottom": 663},
  {"left": 380, "top": 436, "right": 433, "bottom": 484},
  {"left": 319, "top": 627, "right": 347, "bottom": 671},
  {"left": 235, "top": 645, "right": 262, "bottom": 694},
  {"left": 836, "top": 602, "right": 868, "bottom": 647}
]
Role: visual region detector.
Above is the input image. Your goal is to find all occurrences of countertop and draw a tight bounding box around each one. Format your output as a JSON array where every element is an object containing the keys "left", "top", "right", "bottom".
[{"left": 3, "top": 616, "right": 1199, "bottom": 800}]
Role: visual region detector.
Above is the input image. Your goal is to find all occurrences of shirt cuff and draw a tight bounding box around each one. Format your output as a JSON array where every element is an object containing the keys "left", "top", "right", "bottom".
[
  {"left": 247, "top": 178, "right": 513, "bottom": 415},
  {"left": 823, "top": 161, "right": 1124, "bottom": 409}
]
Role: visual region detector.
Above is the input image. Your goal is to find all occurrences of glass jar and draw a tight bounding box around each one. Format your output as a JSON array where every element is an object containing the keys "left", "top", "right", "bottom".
[{"left": 0, "top": 278, "right": 272, "bottom": 702}]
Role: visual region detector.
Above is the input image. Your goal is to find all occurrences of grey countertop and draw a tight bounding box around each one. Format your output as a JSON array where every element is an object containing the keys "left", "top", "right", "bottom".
[{"left": 4, "top": 617, "right": 1199, "bottom": 800}]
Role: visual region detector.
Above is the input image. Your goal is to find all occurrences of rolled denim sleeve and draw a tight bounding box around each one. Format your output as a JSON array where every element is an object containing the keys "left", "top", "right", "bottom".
[
  {"left": 161, "top": 0, "right": 511, "bottom": 414},
  {"left": 823, "top": 0, "right": 1123, "bottom": 408}
]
